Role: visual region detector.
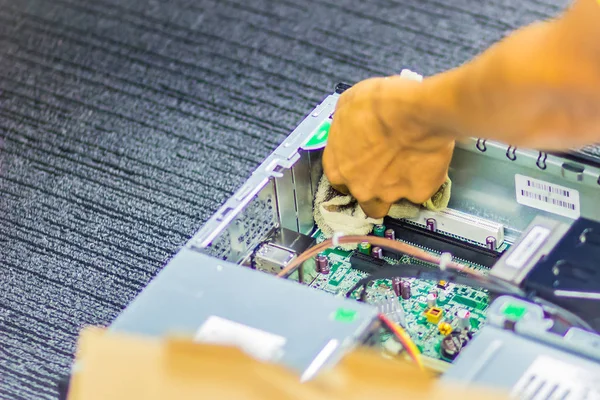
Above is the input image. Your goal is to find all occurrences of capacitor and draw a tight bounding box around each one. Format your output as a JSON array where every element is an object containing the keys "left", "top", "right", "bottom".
[
  {"left": 456, "top": 309, "right": 472, "bottom": 330},
  {"left": 372, "top": 246, "right": 383, "bottom": 259},
  {"left": 401, "top": 281, "right": 411, "bottom": 300},
  {"left": 392, "top": 277, "right": 402, "bottom": 297},
  {"left": 373, "top": 224, "right": 386, "bottom": 237},
  {"left": 358, "top": 241, "right": 371, "bottom": 255},
  {"left": 440, "top": 333, "right": 463, "bottom": 361},
  {"left": 426, "top": 293, "right": 437, "bottom": 308},
  {"left": 316, "top": 253, "right": 328, "bottom": 274},
  {"left": 486, "top": 236, "right": 497, "bottom": 251},
  {"left": 426, "top": 218, "right": 437, "bottom": 232},
  {"left": 384, "top": 229, "right": 396, "bottom": 241},
  {"left": 321, "top": 262, "right": 330, "bottom": 275}
]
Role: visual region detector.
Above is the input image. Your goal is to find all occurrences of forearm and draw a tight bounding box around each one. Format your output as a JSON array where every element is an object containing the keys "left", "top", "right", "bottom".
[{"left": 419, "top": 0, "right": 600, "bottom": 150}]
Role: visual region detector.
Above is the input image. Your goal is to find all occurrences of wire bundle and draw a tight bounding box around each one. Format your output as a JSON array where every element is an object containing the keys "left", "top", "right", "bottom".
[{"left": 378, "top": 313, "right": 424, "bottom": 370}]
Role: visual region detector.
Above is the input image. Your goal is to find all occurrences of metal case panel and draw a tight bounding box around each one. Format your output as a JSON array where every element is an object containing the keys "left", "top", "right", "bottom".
[{"left": 111, "top": 248, "right": 378, "bottom": 378}]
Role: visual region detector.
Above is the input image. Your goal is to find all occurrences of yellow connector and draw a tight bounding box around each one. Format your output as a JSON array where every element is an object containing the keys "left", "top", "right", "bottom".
[
  {"left": 425, "top": 307, "right": 443, "bottom": 324},
  {"left": 438, "top": 322, "right": 453, "bottom": 336},
  {"left": 437, "top": 280, "right": 449, "bottom": 289}
]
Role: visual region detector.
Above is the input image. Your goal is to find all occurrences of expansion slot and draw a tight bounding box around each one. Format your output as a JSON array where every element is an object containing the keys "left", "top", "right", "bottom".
[
  {"left": 383, "top": 217, "right": 502, "bottom": 268},
  {"left": 403, "top": 208, "right": 504, "bottom": 250}
]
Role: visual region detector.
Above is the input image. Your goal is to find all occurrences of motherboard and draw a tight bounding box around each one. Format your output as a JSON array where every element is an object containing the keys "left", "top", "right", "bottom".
[{"left": 309, "top": 228, "right": 495, "bottom": 363}]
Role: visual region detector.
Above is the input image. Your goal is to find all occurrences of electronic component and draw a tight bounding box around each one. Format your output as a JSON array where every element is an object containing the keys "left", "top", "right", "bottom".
[
  {"left": 372, "top": 246, "right": 383, "bottom": 259},
  {"left": 440, "top": 332, "right": 465, "bottom": 361},
  {"left": 456, "top": 309, "right": 472, "bottom": 330},
  {"left": 249, "top": 227, "right": 318, "bottom": 282},
  {"left": 373, "top": 224, "right": 386, "bottom": 237},
  {"left": 320, "top": 261, "right": 331, "bottom": 275},
  {"left": 437, "top": 280, "right": 449, "bottom": 289},
  {"left": 384, "top": 228, "right": 396, "bottom": 240},
  {"left": 316, "top": 253, "right": 328, "bottom": 273},
  {"left": 425, "top": 307, "right": 444, "bottom": 324},
  {"left": 254, "top": 243, "right": 296, "bottom": 275},
  {"left": 438, "top": 322, "right": 453, "bottom": 336},
  {"left": 375, "top": 297, "right": 406, "bottom": 326},
  {"left": 426, "top": 293, "right": 437, "bottom": 308},
  {"left": 383, "top": 217, "right": 501, "bottom": 267},
  {"left": 392, "top": 277, "right": 402, "bottom": 297},
  {"left": 403, "top": 208, "right": 504, "bottom": 249},
  {"left": 401, "top": 281, "right": 411, "bottom": 300},
  {"left": 349, "top": 251, "right": 387, "bottom": 274},
  {"left": 358, "top": 241, "right": 372, "bottom": 255}
]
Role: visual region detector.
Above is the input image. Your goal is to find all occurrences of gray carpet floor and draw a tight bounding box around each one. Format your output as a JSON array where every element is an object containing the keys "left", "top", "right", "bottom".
[{"left": 0, "top": 0, "right": 568, "bottom": 398}]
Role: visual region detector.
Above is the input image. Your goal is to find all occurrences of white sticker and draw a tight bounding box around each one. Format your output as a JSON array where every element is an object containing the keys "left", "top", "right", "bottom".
[
  {"left": 512, "top": 356, "right": 600, "bottom": 399},
  {"left": 505, "top": 226, "right": 551, "bottom": 268},
  {"left": 515, "top": 174, "right": 580, "bottom": 219},
  {"left": 195, "top": 316, "right": 286, "bottom": 362}
]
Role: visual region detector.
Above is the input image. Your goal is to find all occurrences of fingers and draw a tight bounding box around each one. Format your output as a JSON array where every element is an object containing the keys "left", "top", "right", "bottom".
[
  {"left": 359, "top": 198, "right": 392, "bottom": 219},
  {"left": 331, "top": 182, "right": 350, "bottom": 195}
]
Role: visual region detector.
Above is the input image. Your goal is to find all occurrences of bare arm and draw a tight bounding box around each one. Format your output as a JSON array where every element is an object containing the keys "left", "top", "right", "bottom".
[
  {"left": 324, "top": 0, "right": 600, "bottom": 218},
  {"left": 421, "top": 0, "right": 600, "bottom": 150}
]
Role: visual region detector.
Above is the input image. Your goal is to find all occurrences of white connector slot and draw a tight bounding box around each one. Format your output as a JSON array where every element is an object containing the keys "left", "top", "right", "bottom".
[{"left": 403, "top": 208, "right": 504, "bottom": 250}]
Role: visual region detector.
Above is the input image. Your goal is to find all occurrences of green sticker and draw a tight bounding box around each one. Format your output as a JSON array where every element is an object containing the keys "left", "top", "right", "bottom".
[
  {"left": 302, "top": 120, "right": 331, "bottom": 150},
  {"left": 333, "top": 307, "right": 357, "bottom": 323},
  {"left": 502, "top": 303, "right": 528, "bottom": 320}
]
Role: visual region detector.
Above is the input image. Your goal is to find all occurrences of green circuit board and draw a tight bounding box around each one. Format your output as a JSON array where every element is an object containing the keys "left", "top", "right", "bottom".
[{"left": 309, "top": 230, "right": 491, "bottom": 362}]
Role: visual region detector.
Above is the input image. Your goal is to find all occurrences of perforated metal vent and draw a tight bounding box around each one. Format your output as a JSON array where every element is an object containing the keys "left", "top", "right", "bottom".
[{"left": 201, "top": 182, "right": 278, "bottom": 262}]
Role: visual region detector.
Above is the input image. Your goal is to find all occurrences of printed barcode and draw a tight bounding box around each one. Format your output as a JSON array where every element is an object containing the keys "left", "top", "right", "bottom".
[
  {"left": 521, "top": 190, "right": 576, "bottom": 210},
  {"left": 526, "top": 179, "right": 570, "bottom": 197}
]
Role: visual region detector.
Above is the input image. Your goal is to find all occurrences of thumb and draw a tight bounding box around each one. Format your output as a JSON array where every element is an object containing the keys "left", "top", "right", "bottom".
[{"left": 359, "top": 198, "right": 392, "bottom": 219}]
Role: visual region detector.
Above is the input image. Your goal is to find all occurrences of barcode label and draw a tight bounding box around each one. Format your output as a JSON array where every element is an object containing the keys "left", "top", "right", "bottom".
[
  {"left": 515, "top": 175, "right": 580, "bottom": 219},
  {"left": 525, "top": 179, "right": 570, "bottom": 197},
  {"left": 520, "top": 191, "right": 576, "bottom": 210}
]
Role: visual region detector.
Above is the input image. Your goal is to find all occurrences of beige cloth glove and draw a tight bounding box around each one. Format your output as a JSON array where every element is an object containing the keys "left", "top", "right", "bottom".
[{"left": 313, "top": 174, "right": 451, "bottom": 249}]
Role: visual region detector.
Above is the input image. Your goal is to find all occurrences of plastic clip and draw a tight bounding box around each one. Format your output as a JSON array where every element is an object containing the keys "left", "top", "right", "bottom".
[{"left": 332, "top": 232, "right": 344, "bottom": 248}]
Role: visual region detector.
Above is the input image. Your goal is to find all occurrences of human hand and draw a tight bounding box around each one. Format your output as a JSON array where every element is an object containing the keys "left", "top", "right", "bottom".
[{"left": 323, "top": 73, "right": 455, "bottom": 218}]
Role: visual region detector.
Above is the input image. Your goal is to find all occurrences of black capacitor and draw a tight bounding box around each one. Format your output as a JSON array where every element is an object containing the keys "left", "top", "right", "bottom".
[
  {"left": 440, "top": 333, "right": 463, "bottom": 360},
  {"left": 392, "top": 277, "right": 402, "bottom": 297},
  {"left": 401, "top": 281, "right": 411, "bottom": 299},
  {"left": 440, "top": 330, "right": 473, "bottom": 361}
]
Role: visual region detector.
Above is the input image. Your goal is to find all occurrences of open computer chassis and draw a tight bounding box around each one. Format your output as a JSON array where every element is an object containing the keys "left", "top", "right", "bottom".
[{"left": 100, "top": 85, "right": 600, "bottom": 396}]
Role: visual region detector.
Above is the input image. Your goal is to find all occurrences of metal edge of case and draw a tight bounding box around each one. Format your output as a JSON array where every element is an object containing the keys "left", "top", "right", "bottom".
[
  {"left": 188, "top": 94, "right": 339, "bottom": 250},
  {"left": 489, "top": 216, "right": 570, "bottom": 284},
  {"left": 457, "top": 138, "right": 600, "bottom": 189}
]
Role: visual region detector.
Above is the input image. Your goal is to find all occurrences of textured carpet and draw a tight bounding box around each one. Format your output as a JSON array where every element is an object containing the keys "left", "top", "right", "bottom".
[{"left": 0, "top": 0, "right": 568, "bottom": 398}]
